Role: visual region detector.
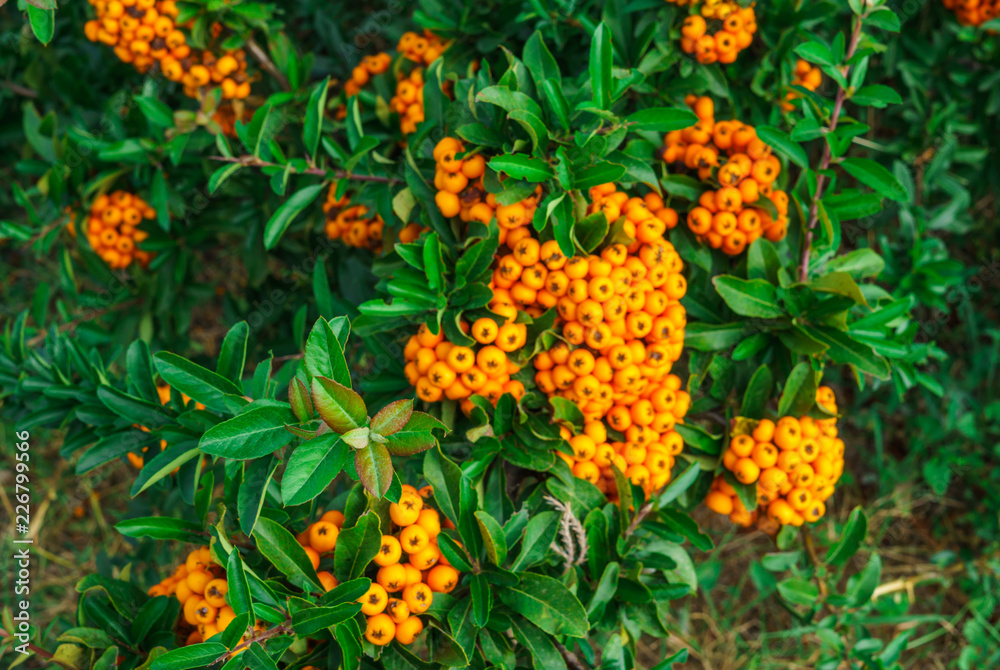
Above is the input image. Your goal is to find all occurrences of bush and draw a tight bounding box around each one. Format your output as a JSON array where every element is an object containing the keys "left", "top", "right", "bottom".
[{"left": 1, "top": 0, "right": 998, "bottom": 668}]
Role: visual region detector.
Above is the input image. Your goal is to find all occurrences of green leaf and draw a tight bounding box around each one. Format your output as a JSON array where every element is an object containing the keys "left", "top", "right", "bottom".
[
  {"left": 798, "top": 326, "right": 891, "bottom": 379},
  {"left": 509, "top": 618, "right": 568, "bottom": 670},
  {"left": 756, "top": 126, "right": 808, "bottom": 169},
  {"left": 626, "top": 107, "right": 698, "bottom": 132},
  {"left": 826, "top": 248, "right": 885, "bottom": 279},
  {"left": 291, "top": 603, "right": 362, "bottom": 635},
  {"left": 334, "top": 512, "right": 382, "bottom": 582},
  {"left": 150, "top": 644, "right": 227, "bottom": 670},
  {"left": 384, "top": 412, "right": 442, "bottom": 456},
  {"left": 226, "top": 550, "right": 253, "bottom": 617},
  {"left": 656, "top": 462, "right": 701, "bottom": 507},
  {"left": 685, "top": 322, "right": 748, "bottom": 351},
  {"left": 311, "top": 376, "right": 367, "bottom": 433},
  {"left": 208, "top": 163, "right": 243, "bottom": 195},
  {"left": 355, "top": 442, "right": 394, "bottom": 498},
  {"left": 253, "top": 517, "right": 322, "bottom": 589},
  {"left": 841, "top": 158, "right": 907, "bottom": 202},
  {"left": 498, "top": 573, "right": 589, "bottom": 637},
  {"left": 27, "top": 6, "right": 55, "bottom": 45},
  {"left": 658, "top": 509, "right": 714, "bottom": 551},
  {"left": 305, "top": 317, "right": 352, "bottom": 387},
  {"left": 199, "top": 405, "right": 296, "bottom": 459},
  {"left": 777, "top": 363, "right": 817, "bottom": 418},
  {"left": 589, "top": 23, "right": 614, "bottom": 109},
  {"left": 488, "top": 155, "right": 554, "bottom": 182},
  {"left": 509, "top": 510, "right": 560, "bottom": 572},
  {"left": 131, "top": 445, "right": 200, "bottom": 497},
  {"left": 303, "top": 77, "right": 330, "bottom": 160},
  {"left": 263, "top": 183, "right": 325, "bottom": 250},
  {"left": 154, "top": 352, "right": 244, "bottom": 413},
  {"left": 282, "top": 434, "right": 349, "bottom": 506},
  {"left": 777, "top": 577, "right": 819, "bottom": 608},
  {"left": 474, "top": 511, "right": 508, "bottom": 566},
  {"left": 96, "top": 386, "right": 174, "bottom": 428},
  {"left": 115, "top": 517, "right": 205, "bottom": 542},
  {"left": 216, "top": 322, "right": 249, "bottom": 384},
  {"left": 423, "top": 448, "right": 462, "bottom": 524},
  {"left": 713, "top": 276, "right": 785, "bottom": 318},
  {"left": 238, "top": 457, "right": 278, "bottom": 536},
  {"left": 825, "top": 506, "right": 867, "bottom": 565},
  {"left": 810, "top": 272, "right": 868, "bottom": 307},
  {"left": 134, "top": 96, "right": 174, "bottom": 128}
]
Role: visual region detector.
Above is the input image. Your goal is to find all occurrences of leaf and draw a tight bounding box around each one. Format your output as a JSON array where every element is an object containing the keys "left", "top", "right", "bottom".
[
  {"left": 685, "top": 322, "right": 747, "bottom": 351},
  {"left": 134, "top": 96, "right": 174, "bottom": 128},
  {"left": 154, "top": 352, "right": 244, "bottom": 413},
  {"left": 383, "top": 411, "right": 444, "bottom": 456},
  {"left": 263, "top": 183, "right": 325, "bottom": 250},
  {"left": 311, "top": 376, "right": 367, "bottom": 433},
  {"left": 291, "top": 603, "right": 362, "bottom": 635},
  {"left": 497, "top": 573, "right": 589, "bottom": 637},
  {"left": 742, "top": 365, "right": 774, "bottom": 419},
  {"left": 509, "top": 618, "right": 568, "bottom": 670},
  {"left": 253, "top": 516, "right": 322, "bottom": 589},
  {"left": 96, "top": 386, "right": 174, "bottom": 428},
  {"left": 370, "top": 399, "right": 413, "bottom": 436},
  {"left": 589, "top": 23, "right": 613, "bottom": 109},
  {"left": 216, "top": 322, "right": 250, "bottom": 384},
  {"left": 798, "top": 326, "right": 891, "bottom": 379},
  {"left": 423, "top": 448, "right": 462, "bottom": 524},
  {"left": 305, "top": 317, "right": 352, "bottom": 387},
  {"left": 150, "top": 644, "right": 228, "bottom": 670},
  {"left": 333, "top": 512, "right": 382, "bottom": 582},
  {"left": 474, "top": 511, "right": 508, "bottom": 566},
  {"left": 778, "top": 363, "right": 817, "bottom": 418},
  {"left": 573, "top": 161, "right": 628, "bottom": 191},
  {"left": 238, "top": 457, "right": 278, "bottom": 536},
  {"left": 841, "top": 158, "right": 908, "bottom": 202},
  {"left": 755, "top": 126, "right": 808, "bottom": 169},
  {"left": 303, "top": 77, "right": 330, "bottom": 160},
  {"left": 626, "top": 107, "right": 698, "bottom": 132},
  {"left": 27, "top": 6, "right": 55, "bottom": 45},
  {"left": 115, "top": 517, "right": 205, "bottom": 543},
  {"left": 226, "top": 550, "right": 253, "bottom": 617},
  {"left": 826, "top": 248, "right": 885, "bottom": 279},
  {"left": 777, "top": 577, "right": 819, "bottom": 608},
  {"left": 713, "top": 276, "right": 786, "bottom": 319},
  {"left": 825, "top": 506, "right": 868, "bottom": 566},
  {"left": 488, "top": 154, "right": 554, "bottom": 182},
  {"left": 131, "top": 445, "right": 201, "bottom": 497},
  {"left": 199, "top": 405, "right": 296, "bottom": 459},
  {"left": 355, "top": 442, "right": 394, "bottom": 498},
  {"left": 656, "top": 463, "right": 701, "bottom": 507},
  {"left": 810, "top": 272, "right": 868, "bottom": 306},
  {"left": 658, "top": 509, "right": 714, "bottom": 551},
  {"left": 208, "top": 164, "right": 242, "bottom": 195}
]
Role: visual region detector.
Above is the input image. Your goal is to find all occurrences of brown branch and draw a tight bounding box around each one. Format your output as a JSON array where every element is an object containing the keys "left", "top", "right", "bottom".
[
  {"left": 212, "top": 619, "right": 293, "bottom": 665},
  {"left": 207, "top": 155, "right": 400, "bottom": 184},
  {"left": 0, "top": 629, "right": 68, "bottom": 668},
  {"left": 800, "top": 526, "right": 829, "bottom": 598},
  {"left": 1, "top": 80, "right": 38, "bottom": 98},
  {"left": 798, "top": 14, "right": 865, "bottom": 282},
  {"left": 245, "top": 38, "right": 290, "bottom": 92},
  {"left": 555, "top": 641, "right": 589, "bottom": 670}
]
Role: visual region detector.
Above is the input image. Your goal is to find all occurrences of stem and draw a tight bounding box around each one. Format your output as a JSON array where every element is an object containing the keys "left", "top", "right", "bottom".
[
  {"left": 798, "top": 13, "right": 864, "bottom": 282},
  {"left": 800, "top": 526, "right": 829, "bottom": 598},
  {"left": 211, "top": 619, "right": 293, "bottom": 665},
  {"left": 623, "top": 501, "right": 655, "bottom": 538},
  {"left": 0, "top": 630, "right": 65, "bottom": 667},
  {"left": 245, "top": 38, "right": 290, "bottom": 92},
  {"left": 207, "top": 155, "right": 400, "bottom": 184}
]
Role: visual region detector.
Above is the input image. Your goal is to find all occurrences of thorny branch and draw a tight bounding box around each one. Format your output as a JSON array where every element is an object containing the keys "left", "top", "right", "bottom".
[
  {"left": 208, "top": 155, "right": 401, "bottom": 184},
  {"left": 211, "top": 619, "right": 293, "bottom": 665}
]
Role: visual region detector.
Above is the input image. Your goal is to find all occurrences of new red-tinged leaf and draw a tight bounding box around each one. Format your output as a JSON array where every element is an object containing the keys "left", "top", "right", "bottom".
[
  {"left": 355, "top": 442, "right": 393, "bottom": 498},
  {"left": 341, "top": 426, "right": 370, "bottom": 450},
  {"left": 311, "top": 376, "right": 366, "bottom": 434},
  {"left": 370, "top": 399, "right": 413, "bottom": 436},
  {"left": 289, "top": 378, "right": 313, "bottom": 421}
]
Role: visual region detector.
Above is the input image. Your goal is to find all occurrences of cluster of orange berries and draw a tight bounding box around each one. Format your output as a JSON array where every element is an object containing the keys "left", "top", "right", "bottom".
[
  {"left": 430, "top": 138, "right": 497, "bottom": 224},
  {"left": 398, "top": 30, "right": 448, "bottom": 65},
  {"left": 344, "top": 52, "right": 393, "bottom": 97},
  {"left": 322, "top": 183, "right": 424, "bottom": 252},
  {"left": 403, "top": 321, "right": 526, "bottom": 407},
  {"left": 704, "top": 387, "right": 844, "bottom": 529},
  {"left": 391, "top": 68, "right": 427, "bottom": 136},
  {"left": 84, "top": 0, "right": 251, "bottom": 100},
  {"left": 69, "top": 190, "right": 155, "bottom": 269},
  {"left": 663, "top": 96, "right": 790, "bottom": 255},
  {"left": 148, "top": 546, "right": 263, "bottom": 650},
  {"left": 676, "top": 1, "right": 758, "bottom": 65},
  {"left": 780, "top": 59, "right": 823, "bottom": 112},
  {"left": 530, "top": 184, "right": 690, "bottom": 496},
  {"left": 942, "top": 0, "right": 1000, "bottom": 26},
  {"left": 310, "top": 489, "right": 458, "bottom": 647}
]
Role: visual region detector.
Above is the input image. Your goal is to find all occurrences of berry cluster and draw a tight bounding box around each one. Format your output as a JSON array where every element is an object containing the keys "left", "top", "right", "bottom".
[
  {"left": 391, "top": 68, "right": 428, "bottom": 136},
  {"left": 70, "top": 190, "right": 155, "bottom": 269},
  {"left": 942, "top": 0, "right": 1000, "bottom": 26},
  {"left": 780, "top": 59, "right": 823, "bottom": 112},
  {"left": 676, "top": 1, "right": 758, "bottom": 65},
  {"left": 430, "top": 138, "right": 495, "bottom": 223},
  {"left": 84, "top": 0, "right": 251, "bottom": 100},
  {"left": 322, "top": 183, "right": 425, "bottom": 251},
  {"left": 147, "top": 547, "right": 262, "bottom": 649},
  {"left": 398, "top": 30, "right": 448, "bottom": 65},
  {"left": 704, "top": 387, "right": 844, "bottom": 529},
  {"left": 344, "top": 53, "right": 393, "bottom": 98},
  {"left": 663, "top": 96, "right": 790, "bottom": 255},
  {"left": 358, "top": 488, "right": 459, "bottom": 646},
  {"left": 404, "top": 322, "right": 526, "bottom": 406},
  {"left": 531, "top": 184, "right": 690, "bottom": 497}
]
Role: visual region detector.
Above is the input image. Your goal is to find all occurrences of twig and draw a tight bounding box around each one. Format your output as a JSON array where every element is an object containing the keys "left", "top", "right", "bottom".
[
  {"left": 1, "top": 80, "right": 38, "bottom": 98},
  {"left": 207, "top": 155, "right": 400, "bottom": 184},
  {"left": 555, "top": 641, "right": 589, "bottom": 670},
  {"left": 624, "top": 501, "right": 655, "bottom": 539},
  {"left": 800, "top": 526, "right": 829, "bottom": 597},
  {"left": 798, "top": 13, "right": 865, "bottom": 282},
  {"left": 0, "top": 629, "right": 65, "bottom": 667},
  {"left": 245, "top": 38, "right": 290, "bottom": 92},
  {"left": 211, "top": 619, "right": 293, "bottom": 665}
]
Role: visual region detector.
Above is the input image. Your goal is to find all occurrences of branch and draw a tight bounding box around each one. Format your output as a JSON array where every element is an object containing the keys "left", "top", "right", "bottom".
[
  {"left": 245, "top": 38, "right": 290, "bottom": 92},
  {"left": 555, "top": 641, "right": 589, "bottom": 670},
  {"left": 798, "top": 13, "right": 864, "bottom": 282},
  {"left": 1, "top": 80, "right": 38, "bottom": 98},
  {"left": 212, "top": 619, "right": 292, "bottom": 665},
  {"left": 207, "top": 155, "right": 400, "bottom": 184},
  {"left": 800, "top": 526, "right": 829, "bottom": 598},
  {"left": 0, "top": 629, "right": 68, "bottom": 668}
]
